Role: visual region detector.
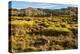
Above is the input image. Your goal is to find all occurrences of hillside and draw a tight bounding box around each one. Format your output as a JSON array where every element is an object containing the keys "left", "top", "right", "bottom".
[
  {"left": 9, "top": 7, "right": 78, "bottom": 17},
  {"left": 9, "top": 7, "right": 78, "bottom": 53}
]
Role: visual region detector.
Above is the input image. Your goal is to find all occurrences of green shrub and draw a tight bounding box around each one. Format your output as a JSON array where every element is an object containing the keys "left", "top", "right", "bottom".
[{"left": 41, "top": 26, "right": 71, "bottom": 36}]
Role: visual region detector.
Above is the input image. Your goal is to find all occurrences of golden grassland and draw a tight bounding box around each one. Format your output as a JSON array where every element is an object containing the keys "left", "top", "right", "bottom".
[{"left": 9, "top": 16, "right": 78, "bottom": 53}]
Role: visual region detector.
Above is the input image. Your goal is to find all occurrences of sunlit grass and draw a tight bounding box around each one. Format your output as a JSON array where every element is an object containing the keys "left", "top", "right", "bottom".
[{"left": 9, "top": 16, "right": 78, "bottom": 52}]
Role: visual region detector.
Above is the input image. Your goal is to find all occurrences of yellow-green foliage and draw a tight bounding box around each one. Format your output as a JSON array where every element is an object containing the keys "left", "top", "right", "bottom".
[
  {"left": 47, "top": 26, "right": 70, "bottom": 32},
  {"left": 9, "top": 16, "right": 78, "bottom": 53},
  {"left": 11, "top": 20, "right": 34, "bottom": 27}
]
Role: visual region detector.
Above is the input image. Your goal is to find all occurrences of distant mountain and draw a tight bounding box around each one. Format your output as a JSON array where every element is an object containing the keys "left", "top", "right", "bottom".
[{"left": 9, "top": 7, "right": 78, "bottom": 17}]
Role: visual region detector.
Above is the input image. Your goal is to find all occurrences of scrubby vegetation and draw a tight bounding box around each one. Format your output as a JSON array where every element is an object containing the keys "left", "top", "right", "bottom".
[{"left": 9, "top": 7, "right": 78, "bottom": 53}]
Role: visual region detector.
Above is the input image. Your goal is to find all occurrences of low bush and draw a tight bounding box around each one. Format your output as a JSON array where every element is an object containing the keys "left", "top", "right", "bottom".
[{"left": 41, "top": 26, "right": 71, "bottom": 36}]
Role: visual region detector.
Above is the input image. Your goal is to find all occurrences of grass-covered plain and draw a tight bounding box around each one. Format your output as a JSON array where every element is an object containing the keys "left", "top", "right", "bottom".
[{"left": 9, "top": 16, "right": 78, "bottom": 53}]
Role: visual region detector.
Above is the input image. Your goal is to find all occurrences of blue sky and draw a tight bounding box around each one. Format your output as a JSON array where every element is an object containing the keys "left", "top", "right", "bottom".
[{"left": 9, "top": 1, "right": 77, "bottom": 9}]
